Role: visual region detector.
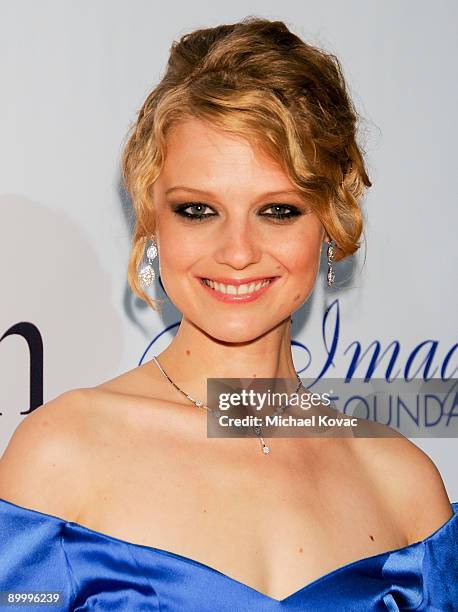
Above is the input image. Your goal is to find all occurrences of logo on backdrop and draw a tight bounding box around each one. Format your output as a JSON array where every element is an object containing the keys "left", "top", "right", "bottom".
[{"left": 0, "top": 322, "right": 43, "bottom": 415}]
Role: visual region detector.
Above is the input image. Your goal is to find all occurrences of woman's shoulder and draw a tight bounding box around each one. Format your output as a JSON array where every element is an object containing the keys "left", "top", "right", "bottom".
[
  {"left": 0, "top": 388, "right": 96, "bottom": 521},
  {"left": 0, "top": 362, "right": 167, "bottom": 521},
  {"left": 348, "top": 418, "right": 454, "bottom": 545}
]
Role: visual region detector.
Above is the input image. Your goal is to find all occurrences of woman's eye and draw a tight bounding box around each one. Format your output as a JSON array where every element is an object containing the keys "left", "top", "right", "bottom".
[
  {"left": 261, "top": 204, "right": 302, "bottom": 221},
  {"left": 172, "top": 202, "right": 216, "bottom": 221}
]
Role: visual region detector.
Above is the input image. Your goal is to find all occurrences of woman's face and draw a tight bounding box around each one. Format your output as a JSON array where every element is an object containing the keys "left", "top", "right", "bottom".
[{"left": 152, "top": 117, "right": 325, "bottom": 343}]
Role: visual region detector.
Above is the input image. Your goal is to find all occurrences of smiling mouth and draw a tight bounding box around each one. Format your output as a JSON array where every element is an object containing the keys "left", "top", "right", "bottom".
[{"left": 200, "top": 277, "right": 277, "bottom": 296}]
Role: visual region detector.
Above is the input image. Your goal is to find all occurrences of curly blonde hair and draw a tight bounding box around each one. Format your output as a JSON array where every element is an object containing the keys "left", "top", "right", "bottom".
[{"left": 121, "top": 16, "right": 372, "bottom": 311}]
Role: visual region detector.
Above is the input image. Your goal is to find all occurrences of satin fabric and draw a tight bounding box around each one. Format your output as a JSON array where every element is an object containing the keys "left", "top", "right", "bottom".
[{"left": 1, "top": 497, "right": 457, "bottom": 611}]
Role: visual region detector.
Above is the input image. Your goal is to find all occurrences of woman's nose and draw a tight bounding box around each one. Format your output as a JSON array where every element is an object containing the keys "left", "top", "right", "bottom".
[{"left": 213, "top": 220, "right": 262, "bottom": 270}]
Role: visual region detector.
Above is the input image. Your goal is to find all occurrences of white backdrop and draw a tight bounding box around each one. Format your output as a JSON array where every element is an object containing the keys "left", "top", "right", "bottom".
[{"left": 1, "top": 1, "right": 457, "bottom": 497}]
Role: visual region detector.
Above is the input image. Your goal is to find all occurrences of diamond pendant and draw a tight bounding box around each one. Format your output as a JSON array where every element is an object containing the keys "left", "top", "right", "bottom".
[
  {"left": 138, "top": 264, "right": 155, "bottom": 288},
  {"left": 259, "top": 434, "right": 270, "bottom": 455}
]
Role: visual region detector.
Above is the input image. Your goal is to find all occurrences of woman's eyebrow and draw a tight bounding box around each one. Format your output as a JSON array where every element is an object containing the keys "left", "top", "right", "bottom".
[{"left": 165, "top": 186, "right": 303, "bottom": 199}]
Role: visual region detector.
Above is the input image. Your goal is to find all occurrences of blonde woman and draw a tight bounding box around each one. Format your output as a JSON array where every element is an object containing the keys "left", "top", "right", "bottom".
[{"left": 1, "top": 17, "right": 457, "bottom": 611}]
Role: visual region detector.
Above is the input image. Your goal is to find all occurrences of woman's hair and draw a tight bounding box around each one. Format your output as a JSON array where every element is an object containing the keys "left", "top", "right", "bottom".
[{"left": 122, "top": 16, "right": 372, "bottom": 311}]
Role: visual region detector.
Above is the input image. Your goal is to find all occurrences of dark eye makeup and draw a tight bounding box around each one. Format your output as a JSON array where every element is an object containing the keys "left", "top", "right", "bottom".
[{"left": 171, "top": 202, "right": 304, "bottom": 222}]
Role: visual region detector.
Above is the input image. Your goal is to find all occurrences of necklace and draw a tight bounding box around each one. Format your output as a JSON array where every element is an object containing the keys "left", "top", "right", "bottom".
[{"left": 151, "top": 355, "right": 304, "bottom": 456}]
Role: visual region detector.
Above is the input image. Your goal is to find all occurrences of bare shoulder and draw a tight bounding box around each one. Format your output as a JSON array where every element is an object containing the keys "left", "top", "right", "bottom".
[
  {"left": 0, "top": 387, "right": 97, "bottom": 521},
  {"left": 349, "top": 419, "right": 454, "bottom": 544},
  {"left": 0, "top": 362, "right": 173, "bottom": 521}
]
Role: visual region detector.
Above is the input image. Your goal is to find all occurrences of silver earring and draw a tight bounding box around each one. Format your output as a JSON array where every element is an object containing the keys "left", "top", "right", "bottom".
[
  {"left": 326, "top": 240, "right": 335, "bottom": 287},
  {"left": 138, "top": 237, "right": 158, "bottom": 289}
]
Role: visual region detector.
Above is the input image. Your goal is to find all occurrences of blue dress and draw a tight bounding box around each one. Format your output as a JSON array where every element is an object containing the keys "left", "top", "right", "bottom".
[{"left": 1, "top": 497, "right": 457, "bottom": 611}]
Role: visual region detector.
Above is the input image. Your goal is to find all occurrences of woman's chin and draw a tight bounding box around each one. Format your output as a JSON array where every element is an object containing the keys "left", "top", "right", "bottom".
[{"left": 196, "top": 320, "right": 282, "bottom": 345}]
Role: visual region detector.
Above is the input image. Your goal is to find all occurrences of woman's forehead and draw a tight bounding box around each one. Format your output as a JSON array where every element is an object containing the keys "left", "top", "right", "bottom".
[{"left": 160, "top": 118, "right": 296, "bottom": 193}]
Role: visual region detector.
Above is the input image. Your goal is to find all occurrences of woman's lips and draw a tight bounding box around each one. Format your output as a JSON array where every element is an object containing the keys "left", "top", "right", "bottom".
[{"left": 198, "top": 276, "right": 279, "bottom": 303}]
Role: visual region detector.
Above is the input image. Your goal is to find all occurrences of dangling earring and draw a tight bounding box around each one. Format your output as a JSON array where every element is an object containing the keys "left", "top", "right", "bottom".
[
  {"left": 138, "top": 236, "right": 158, "bottom": 289},
  {"left": 326, "top": 239, "right": 335, "bottom": 287}
]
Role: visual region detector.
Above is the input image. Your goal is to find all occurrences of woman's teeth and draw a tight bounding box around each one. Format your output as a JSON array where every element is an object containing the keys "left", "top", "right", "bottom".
[{"left": 202, "top": 278, "right": 272, "bottom": 295}]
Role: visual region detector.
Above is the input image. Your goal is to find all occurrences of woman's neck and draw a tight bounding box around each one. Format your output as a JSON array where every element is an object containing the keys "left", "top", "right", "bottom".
[{"left": 155, "top": 316, "right": 298, "bottom": 403}]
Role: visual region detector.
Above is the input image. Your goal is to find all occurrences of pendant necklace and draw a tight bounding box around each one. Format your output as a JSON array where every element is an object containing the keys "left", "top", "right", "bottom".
[{"left": 151, "top": 355, "right": 304, "bottom": 456}]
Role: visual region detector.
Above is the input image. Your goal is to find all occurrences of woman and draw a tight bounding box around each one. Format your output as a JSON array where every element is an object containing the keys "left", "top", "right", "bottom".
[{"left": 0, "top": 17, "right": 457, "bottom": 611}]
